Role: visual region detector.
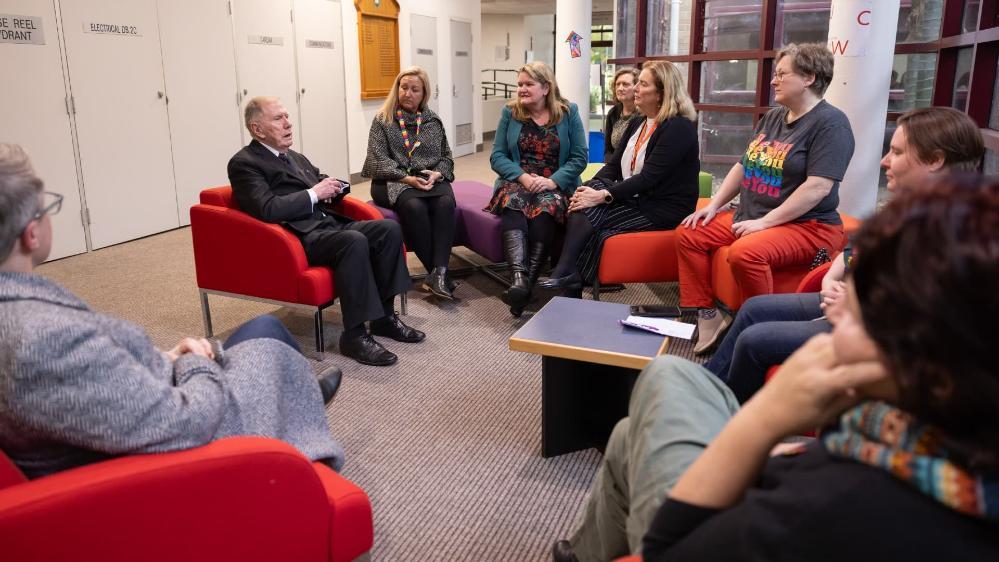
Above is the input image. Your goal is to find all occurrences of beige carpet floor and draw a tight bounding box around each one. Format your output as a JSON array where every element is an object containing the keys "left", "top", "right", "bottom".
[{"left": 36, "top": 143, "right": 704, "bottom": 561}]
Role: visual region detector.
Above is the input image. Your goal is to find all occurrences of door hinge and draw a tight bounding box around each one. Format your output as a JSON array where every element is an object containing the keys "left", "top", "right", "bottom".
[
  {"left": 227, "top": 1, "right": 232, "bottom": 16},
  {"left": 290, "top": 9, "right": 294, "bottom": 22},
  {"left": 81, "top": 207, "right": 90, "bottom": 226},
  {"left": 66, "top": 96, "right": 76, "bottom": 115}
]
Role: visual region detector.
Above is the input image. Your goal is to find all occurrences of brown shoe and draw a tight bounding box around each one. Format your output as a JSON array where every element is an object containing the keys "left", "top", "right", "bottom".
[{"left": 693, "top": 308, "right": 733, "bottom": 355}]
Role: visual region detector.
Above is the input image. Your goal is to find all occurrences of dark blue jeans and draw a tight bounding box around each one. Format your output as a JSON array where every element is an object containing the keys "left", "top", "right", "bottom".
[
  {"left": 224, "top": 315, "right": 301, "bottom": 352},
  {"left": 706, "top": 293, "right": 830, "bottom": 404}
]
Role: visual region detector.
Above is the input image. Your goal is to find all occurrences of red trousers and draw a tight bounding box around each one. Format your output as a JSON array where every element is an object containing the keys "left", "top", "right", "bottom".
[{"left": 677, "top": 211, "right": 845, "bottom": 308}]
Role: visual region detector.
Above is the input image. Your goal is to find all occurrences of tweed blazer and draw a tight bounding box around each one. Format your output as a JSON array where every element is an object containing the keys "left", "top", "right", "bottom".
[
  {"left": 489, "top": 102, "right": 588, "bottom": 196},
  {"left": 361, "top": 107, "right": 456, "bottom": 205},
  {"left": 0, "top": 272, "right": 344, "bottom": 479}
]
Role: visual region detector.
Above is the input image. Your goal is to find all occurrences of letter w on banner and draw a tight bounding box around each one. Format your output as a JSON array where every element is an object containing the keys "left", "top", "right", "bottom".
[{"left": 828, "top": 0, "right": 872, "bottom": 57}]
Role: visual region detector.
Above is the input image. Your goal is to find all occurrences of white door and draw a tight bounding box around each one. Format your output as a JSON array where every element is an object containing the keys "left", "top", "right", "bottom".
[
  {"left": 292, "top": 0, "right": 348, "bottom": 178},
  {"left": 450, "top": 19, "right": 474, "bottom": 157},
  {"left": 410, "top": 14, "right": 439, "bottom": 113},
  {"left": 232, "top": 0, "right": 301, "bottom": 149},
  {"left": 157, "top": 0, "right": 243, "bottom": 225},
  {"left": 0, "top": 0, "right": 87, "bottom": 260},
  {"left": 59, "top": 0, "right": 179, "bottom": 249}
]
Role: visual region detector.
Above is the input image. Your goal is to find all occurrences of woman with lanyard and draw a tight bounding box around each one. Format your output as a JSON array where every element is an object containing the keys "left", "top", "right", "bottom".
[
  {"left": 363, "top": 66, "right": 458, "bottom": 300},
  {"left": 538, "top": 60, "right": 700, "bottom": 294}
]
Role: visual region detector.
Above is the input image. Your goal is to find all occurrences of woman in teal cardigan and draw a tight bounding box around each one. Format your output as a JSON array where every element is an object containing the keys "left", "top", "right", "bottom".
[{"left": 485, "top": 61, "right": 588, "bottom": 316}]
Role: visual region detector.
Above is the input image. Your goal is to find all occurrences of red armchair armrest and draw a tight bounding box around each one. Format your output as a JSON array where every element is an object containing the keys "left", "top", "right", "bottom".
[
  {"left": 335, "top": 196, "right": 383, "bottom": 222},
  {"left": 0, "top": 437, "right": 372, "bottom": 562}
]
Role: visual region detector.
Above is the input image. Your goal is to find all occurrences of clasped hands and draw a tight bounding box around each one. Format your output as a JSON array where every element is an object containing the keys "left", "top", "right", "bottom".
[
  {"left": 517, "top": 173, "right": 558, "bottom": 193},
  {"left": 402, "top": 170, "right": 443, "bottom": 191},
  {"left": 164, "top": 337, "right": 215, "bottom": 363},
  {"left": 568, "top": 186, "right": 610, "bottom": 213}
]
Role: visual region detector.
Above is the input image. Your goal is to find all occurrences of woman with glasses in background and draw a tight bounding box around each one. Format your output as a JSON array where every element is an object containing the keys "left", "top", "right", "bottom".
[{"left": 676, "top": 43, "right": 855, "bottom": 355}]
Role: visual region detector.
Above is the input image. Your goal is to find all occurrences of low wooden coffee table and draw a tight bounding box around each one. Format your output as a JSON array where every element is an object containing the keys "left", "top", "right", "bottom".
[{"left": 509, "top": 297, "right": 670, "bottom": 457}]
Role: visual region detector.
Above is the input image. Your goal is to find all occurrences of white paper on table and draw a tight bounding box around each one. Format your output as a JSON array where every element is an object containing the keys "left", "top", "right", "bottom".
[{"left": 621, "top": 315, "right": 696, "bottom": 340}]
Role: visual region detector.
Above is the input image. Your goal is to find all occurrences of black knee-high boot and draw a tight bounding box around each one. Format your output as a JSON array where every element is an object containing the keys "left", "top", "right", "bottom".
[
  {"left": 509, "top": 241, "right": 548, "bottom": 317},
  {"left": 501, "top": 230, "right": 530, "bottom": 314}
]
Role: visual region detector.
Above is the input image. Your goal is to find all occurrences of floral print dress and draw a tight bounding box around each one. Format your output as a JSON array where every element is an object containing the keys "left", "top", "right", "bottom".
[{"left": 485, "top": 119, "right": 568, "bottom": 223}]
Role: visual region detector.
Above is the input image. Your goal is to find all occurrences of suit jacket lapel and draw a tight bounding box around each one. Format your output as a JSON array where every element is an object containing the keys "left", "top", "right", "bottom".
[{"left": 249, "top": 140, "right": 315, "bottom": 188}]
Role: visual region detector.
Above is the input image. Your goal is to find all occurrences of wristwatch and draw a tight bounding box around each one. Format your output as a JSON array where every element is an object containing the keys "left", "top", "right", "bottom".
[{"left": 603, "top": 190, "right": 613, "bottom": 204}]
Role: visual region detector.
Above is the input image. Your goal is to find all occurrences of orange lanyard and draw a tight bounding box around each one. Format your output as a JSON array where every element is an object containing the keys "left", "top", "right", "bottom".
[{"left": 629, "top": 119, "right": 658, "bottom": 174}]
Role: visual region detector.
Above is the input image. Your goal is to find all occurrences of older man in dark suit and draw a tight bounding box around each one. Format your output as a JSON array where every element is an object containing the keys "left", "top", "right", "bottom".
[{"left": 228, "top": 96, "right": 422, "bottom": 366}]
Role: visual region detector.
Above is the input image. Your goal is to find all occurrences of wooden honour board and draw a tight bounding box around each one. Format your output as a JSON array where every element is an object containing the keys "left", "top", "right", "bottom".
[{"left": 355, "top": 0, "right": 400, "bottom": 100}]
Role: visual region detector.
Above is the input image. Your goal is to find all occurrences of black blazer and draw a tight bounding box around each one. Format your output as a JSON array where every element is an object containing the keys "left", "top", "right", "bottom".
[
  {"left": 227, "top": 140, "right": 349, "bottom": 236},
  {"left": 594, "top": 115, "right": 700, "bottom": 229}
]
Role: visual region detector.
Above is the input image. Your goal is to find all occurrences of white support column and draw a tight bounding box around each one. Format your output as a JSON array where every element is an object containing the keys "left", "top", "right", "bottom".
[
  {"left": 555, "top": 0, "right": 592, "bottom": 136},
  {"left": 823, "top": 0, "right": 900, "bottom": 218}
]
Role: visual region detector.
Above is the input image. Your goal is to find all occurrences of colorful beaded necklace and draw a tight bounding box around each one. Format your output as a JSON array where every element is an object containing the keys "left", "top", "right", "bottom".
[{"left": 396, "top": 109, "right": 422, "bottom": 159}]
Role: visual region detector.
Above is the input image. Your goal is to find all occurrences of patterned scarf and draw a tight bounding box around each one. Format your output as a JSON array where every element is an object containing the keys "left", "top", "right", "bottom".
[{"left": 823, "top": 401, "right": 999, "bottom": 520}]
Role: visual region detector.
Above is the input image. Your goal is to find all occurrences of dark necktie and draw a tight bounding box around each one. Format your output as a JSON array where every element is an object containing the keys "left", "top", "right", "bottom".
[{"left": 278, "top": 152, "right": 296, "bottom": 172}]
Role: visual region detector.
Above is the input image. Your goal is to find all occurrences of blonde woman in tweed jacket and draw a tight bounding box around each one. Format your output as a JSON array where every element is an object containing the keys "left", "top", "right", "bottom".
[
  {"left": 362, "top": 66, "right": 458, "bottom": 300},
  {"left": 0, "top": 144, "right": 345, "bottom": 479}
]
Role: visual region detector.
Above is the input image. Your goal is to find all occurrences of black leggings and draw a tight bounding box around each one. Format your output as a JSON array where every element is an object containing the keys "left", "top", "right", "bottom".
[
  {"left": 395, "top": 194, "right": 457, "bottom": 271},
  {"left": 501, "top": 209, "right": 556, "bottom": 247}
]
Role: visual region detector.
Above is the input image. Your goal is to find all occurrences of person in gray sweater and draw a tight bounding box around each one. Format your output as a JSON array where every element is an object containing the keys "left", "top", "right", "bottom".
[{"left": 0, "top": 143, "right": 345, "bottom": 479}]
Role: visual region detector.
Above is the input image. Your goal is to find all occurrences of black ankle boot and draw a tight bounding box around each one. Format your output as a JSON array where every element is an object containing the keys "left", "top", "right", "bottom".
[
  {"left": 501, "top": 230, "right": 530, "bottom": 312},
  {"left": 425, "top": 266, "right": 454, "bottom": 300},
  {"left": 509, "top": 241, "right": 548, "bottom": 316}
]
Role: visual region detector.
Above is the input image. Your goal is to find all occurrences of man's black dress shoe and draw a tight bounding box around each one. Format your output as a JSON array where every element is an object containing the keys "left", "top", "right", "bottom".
[
  {"left": 369, "top": 314, "right": 425, "bottom": 343},
  {"left": 551, "top": 540, "right": 579, "bottom": 562},
  {"left": 537, "top": 271, "right": 582, "bottom": 290},
  {"left": 339, "top": 333, "right": 398, "bottom": 366},
  {"left": 316, "top": 365, "right": 343, "bottom": 405}
]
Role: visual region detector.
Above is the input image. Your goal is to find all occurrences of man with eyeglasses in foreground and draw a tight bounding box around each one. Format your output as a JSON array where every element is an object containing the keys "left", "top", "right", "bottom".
[{"left": 0, "top": 143, "right": 348, "bottom": 479}]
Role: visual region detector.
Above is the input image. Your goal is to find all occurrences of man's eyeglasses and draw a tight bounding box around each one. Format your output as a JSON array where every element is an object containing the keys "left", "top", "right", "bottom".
[{"left": 33, "top": 192, "right": 63, "bottom": 220}]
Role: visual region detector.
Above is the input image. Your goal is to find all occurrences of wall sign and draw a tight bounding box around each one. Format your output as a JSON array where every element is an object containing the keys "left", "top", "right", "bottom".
[
  {"left": 83, "top": 21, "right": 140, "bottom": 37},
  {"left": 355, "top": 0, "right": 400, "bottom": 100},
  {"left": 827, "top": 0, "right": 872, "bottom": 57},
  {"left": 306, "top": 39, "right": 334, "bottom": 49},
  {"left": 248, "top": 35, "right": 283, "bottom": 46},
  {"left": 0, "top": 14, "right": 44, "bottom": 45}
]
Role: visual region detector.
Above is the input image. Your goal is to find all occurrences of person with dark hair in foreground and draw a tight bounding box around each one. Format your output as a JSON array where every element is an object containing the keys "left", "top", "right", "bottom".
[
  {"left": 0, "top": 143, "right": 345, "bottom": 479},
  {"left": 554, "top": 176, "right": 999, "bottom": 562}
]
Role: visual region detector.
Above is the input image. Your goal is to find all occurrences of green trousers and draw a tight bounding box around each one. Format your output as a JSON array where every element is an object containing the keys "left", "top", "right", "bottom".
[{"left": 569, "top": 356, "right": 741, "bottom": 562}]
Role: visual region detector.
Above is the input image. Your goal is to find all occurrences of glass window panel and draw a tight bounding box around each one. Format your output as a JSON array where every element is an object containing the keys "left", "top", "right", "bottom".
[
  {"left": 897, "top": 0, "right": 944, "bottom": 43},
  {"left": 989, "top": 59, "right": 999, "bottom": 130},
  {"left": 952, "top": 47, "right": 973, "bottom": 111},
  {"left": 698, "top": 111, "right": 756, "bottom": 187},
  {"left": 615, "top": 0, "right": 637, "bottom": 58},
  {"left": 703, "top": 0, "right": 762, "bottom": 52},
  {"left": 701, "top": 60, "right": 758, "bottom": 105},
  {"left": 776, "top": 0, "right": 831, "bottom": 48},
  {"left": 963, "top": 0, "right": 981, "bottom": 34},
  {"left": 646, "top": 0, "right": 693, "bottom": 56},
  {"left": 984, "top": 149, "right": 999, "bottom": 175},
  {"left": 888, "top": 53, "right": 937, "bottom": 113}
]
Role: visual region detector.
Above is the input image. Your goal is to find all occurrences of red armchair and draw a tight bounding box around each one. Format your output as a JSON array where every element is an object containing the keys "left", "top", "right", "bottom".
[
  {"left": 190, "top": 185, "right": 402, "bottom": 353},
  {"left": 0, "top": 437, "right": 373, "bottom": 562}
]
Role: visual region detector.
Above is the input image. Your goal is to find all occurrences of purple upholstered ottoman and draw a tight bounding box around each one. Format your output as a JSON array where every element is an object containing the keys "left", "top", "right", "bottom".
[{"left": 368, "top": 180, "right": 503, "bottom": 263}]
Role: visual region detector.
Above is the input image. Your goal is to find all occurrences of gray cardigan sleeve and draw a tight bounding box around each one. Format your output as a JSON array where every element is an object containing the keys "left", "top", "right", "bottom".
[{"left": 8, "top": 321, "right": 229, "bottom": 456}]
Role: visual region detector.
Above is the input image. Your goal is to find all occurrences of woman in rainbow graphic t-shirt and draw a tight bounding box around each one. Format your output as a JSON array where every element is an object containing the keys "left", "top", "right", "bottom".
[{"left": 676, "top": 43, "right": 855, "bottom": 355}]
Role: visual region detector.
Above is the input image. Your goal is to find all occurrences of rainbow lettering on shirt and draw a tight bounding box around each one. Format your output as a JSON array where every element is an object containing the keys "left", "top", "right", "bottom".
[{"left": 740, "top": 134, "right": 793, "bottom": 199}]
